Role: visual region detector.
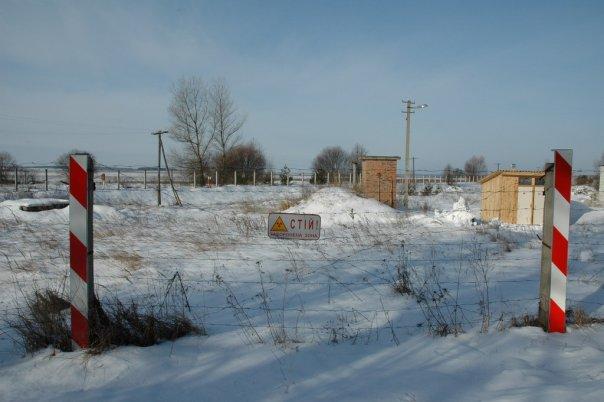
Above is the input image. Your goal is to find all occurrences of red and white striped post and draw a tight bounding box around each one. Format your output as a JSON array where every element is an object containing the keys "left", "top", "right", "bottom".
[
  {"left": 69, "top": 154, "right": 94, "bottom": 348},
  {"left": 539, "top": 149, "right": 572, "bottom": 333}
]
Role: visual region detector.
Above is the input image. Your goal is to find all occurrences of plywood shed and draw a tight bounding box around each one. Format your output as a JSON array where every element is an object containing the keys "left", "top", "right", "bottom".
[
  {"left": 361, "top": 156, "right": 400, "bottom": 207},
  {"left": 480, "top": 170, "right": 545, "bottom": 224}
]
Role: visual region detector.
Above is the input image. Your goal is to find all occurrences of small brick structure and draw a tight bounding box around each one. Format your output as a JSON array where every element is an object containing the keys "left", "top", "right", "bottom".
[{"left": 361, "top": 156, "right": 400, "bottom": 207}]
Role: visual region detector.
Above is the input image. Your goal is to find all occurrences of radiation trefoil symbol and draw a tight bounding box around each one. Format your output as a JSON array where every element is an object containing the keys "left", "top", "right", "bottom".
[{"left": 270, "top": 216, "right": 288, "bottom": 232}]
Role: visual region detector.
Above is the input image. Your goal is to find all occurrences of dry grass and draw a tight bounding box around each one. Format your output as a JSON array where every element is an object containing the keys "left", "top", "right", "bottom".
[
  {"left": 112, "top": 251, "right": 143, "bottom": 272},
  {"left": 7, "top": 289, "right": 72, "bottom": 353},
  {"left": 279, "top": 186, "right": 316, "bottom": 211},
  {"left": 6, "top": 286, "right": 203, "bottom": 355},
  {"left": 89, "top": 298, "right": 203, "bottom": 354},
  {"left": 567, "top": 307, "right": 604, "bottom": 327},
  {"left": 509, "top": 314, "right": 540, "bottom": 328},
  {"left": 240, "top": 199, "right": 269, "bottom": 214}
]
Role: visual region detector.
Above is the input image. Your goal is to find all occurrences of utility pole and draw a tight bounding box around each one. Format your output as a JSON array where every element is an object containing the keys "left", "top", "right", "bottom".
[
  {"left": 152, "top": 130, "right": 168, "bottom": 206},
  {"left": 402, "top": 100, "right": 428, "bottom": 208},
  {"left": 411, "top": 156, "right": 417, "bottom": 191}
]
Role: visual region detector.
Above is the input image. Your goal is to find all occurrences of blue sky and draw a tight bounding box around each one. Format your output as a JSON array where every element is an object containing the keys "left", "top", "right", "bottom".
[{"left": 0, "top": 0, "right": 602, "bottom": 172}]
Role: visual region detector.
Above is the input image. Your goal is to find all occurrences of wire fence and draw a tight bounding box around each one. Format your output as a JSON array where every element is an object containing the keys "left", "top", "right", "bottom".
[
  {"left": 2, "top": 164, "right": 602, "bottom": 193},
  {"left": 0, "top": 172, "right": 602, "bottom": 349}
]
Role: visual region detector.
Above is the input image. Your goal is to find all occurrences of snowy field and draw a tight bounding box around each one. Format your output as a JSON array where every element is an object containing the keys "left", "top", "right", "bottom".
[{"left": 0, "top": 183, "right": 603, "bottom": 401}]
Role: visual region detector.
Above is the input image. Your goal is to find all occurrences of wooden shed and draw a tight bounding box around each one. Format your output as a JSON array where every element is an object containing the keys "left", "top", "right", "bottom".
[
  {"left": 361, "top": 156, "right": 400, "bottom": 207},
  {"left": 480, "top": 170, "right": 545, "bottom": 224}
]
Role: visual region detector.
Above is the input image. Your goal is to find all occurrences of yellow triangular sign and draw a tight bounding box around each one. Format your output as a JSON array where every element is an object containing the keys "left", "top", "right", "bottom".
[{"left": 271, "top": 216, "right": 288, "bottom": 232}]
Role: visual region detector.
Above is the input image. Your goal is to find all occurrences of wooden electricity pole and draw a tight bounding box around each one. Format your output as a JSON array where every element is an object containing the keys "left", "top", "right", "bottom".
[{"left": 152, "top": 130, "right": 169, "bottom": 206}]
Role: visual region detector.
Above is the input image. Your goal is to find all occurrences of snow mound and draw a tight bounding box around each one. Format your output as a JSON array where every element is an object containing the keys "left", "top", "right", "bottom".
[
  {"left": 434, "top": 196, "right": 476, "bottom": 226},
  {"left": 285, "top": 187, "right": 400, "bottom": 226},
  {"left": 441, "top": 185, "right": 463, "bottom": 193},
  {"left": 574, "top": 209, "right": 604, "bottom": 230}
]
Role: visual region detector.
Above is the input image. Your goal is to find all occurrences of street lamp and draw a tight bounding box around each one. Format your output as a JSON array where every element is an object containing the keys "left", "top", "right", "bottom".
[{"left": 402, "top": 100, "right": 428, "bottom": 208}]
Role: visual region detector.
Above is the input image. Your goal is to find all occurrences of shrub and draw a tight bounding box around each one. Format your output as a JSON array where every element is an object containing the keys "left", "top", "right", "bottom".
[
  {"left": 89, "top": 298, "right": 202, "bottom": 354},
  {"left": 509, "top": 314, "right": 540, "bottom": 328},
  {"left": 567, "top": 307, "right": 604, "bottom": 327},
  {"left": 6, "top": 286, "right": 202, "bottom": 355},
  {"left": 421, "top": 184, "right": 433, "bottom": 196},
  {"left": 7, "top": 289, "right": 72, "bottom": 353}
]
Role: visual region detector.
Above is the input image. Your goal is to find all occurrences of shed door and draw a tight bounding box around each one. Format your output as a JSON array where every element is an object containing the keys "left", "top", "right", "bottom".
[{"left": 516, "top": 186, "right": 533, "bottom": 224}]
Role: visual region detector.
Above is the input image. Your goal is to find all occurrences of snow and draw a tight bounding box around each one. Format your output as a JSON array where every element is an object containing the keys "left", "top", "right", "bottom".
[
  {"left": 285, "top": 187, "right": 400, "bottom": 226},
  {"left": 434, "top": 196, "right": 476, "bottom": 226},
  {"left": 0, "top": 184, "right": 603, "bottom": 401}
]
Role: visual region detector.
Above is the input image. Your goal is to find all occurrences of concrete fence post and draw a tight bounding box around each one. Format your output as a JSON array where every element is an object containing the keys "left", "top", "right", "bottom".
[
  {"left": 599, "top": 166, "right": 604, "bottom": 205},
  {"left": 45, "top": 168, "right": 48, "bottom": 191},
  {"left": 69, "top": 154, "right": 94, "bottom": 348},
  {"left": 117, "top": 170, "right": 121, "bottom": 190},
  {"left": 253, "top": 170, "right": 256, "bottom": 186},
  {"left": 270, "top": 171, "right": 273, "bottom": 186},
  {"left": 327, "top": 172, "right": 330, "bottom": 186},
  {"left": 144, "top": 169, "right": 147, "bottom": 189},
  {"left": 234, "top": 170, "right": 237, "bottom": 186},
  {"left": 193, "top": 171, "right": 196, "bottom": 188},
  {"left": 215, "top": 170, "right": 219, "bottom": 187},
  {"left": 14, "top": 166, "right": 18, "bottom": 191}
]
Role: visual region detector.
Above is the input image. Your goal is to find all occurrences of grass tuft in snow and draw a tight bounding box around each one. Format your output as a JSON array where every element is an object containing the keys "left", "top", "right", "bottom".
[
  {"left": 508, "top": 314, "right": 540, "bottom": 328},
  {"left": 7, "top": 289, "right": 72, "bottom": 353},
  {"left": 6, "top": 278, "right": 202, "bottom": 355},
  {"left": 89, "top": 297, "right": 203, "bottom": 354},
  {"left": 567, "top": 307, "right": 604, "bottom": 327}
]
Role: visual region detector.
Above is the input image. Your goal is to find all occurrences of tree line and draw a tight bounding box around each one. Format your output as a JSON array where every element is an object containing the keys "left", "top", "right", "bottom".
[{"left": 2, "top": 75, "right": 603, "bottom": 187}]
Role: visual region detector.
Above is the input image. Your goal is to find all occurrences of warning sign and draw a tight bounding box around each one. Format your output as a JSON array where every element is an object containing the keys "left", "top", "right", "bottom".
[
  {"left": 268, "top": 213, "right": 321, "bottom": 240},
  {"left": 271, "top": 216, "right": 288, "bottom": 232}
]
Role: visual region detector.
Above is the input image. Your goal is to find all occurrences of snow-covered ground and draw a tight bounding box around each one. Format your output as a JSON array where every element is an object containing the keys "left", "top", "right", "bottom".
[{"left": 0, "top": 184, "right": 603, "bottom": 401}]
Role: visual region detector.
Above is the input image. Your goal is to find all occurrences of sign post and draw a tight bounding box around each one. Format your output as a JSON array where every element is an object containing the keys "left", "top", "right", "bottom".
[{"left": 268, "top": 213, "right": 321, "bottom": 240}]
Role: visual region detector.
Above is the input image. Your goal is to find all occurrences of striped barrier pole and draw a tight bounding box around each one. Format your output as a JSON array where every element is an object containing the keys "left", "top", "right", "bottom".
[
  {"left": 548, "top": 149, "right": 572, "bottom": 332},
  {"left": 69, "top": 154, "right": 94, "bottom": 348},
  {"left": 539, "top": 149, "right": 572, "bottom": 333}
]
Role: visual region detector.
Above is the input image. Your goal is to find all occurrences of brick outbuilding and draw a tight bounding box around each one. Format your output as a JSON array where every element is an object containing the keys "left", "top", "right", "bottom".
[{"left": 361, "top": 156, "right": 400, "bottom": 207}]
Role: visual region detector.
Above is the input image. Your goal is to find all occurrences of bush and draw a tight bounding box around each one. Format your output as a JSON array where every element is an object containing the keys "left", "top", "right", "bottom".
[
  {"left": 567, "top": 307, "right": 604, "bottom": 327},
  {"left": 7, "top": 290, "right": 72, "bottom": 353},
  {"left": 421, "top": 184, "right": 433, "bottom": 196},
  {"left": 215, "top": 142, "right": 266, "bottom": 185},
  {"left": 0, "top": 151, "right": 17, "bottom": 183},
  {"left": 6, "top": 286, "right": 202, "bottom": 355},
  {"left": 279, "top": 165, "right": 291, "bottom": 185},
  {"left": 89, "top": 298, "right": 203, "bottom": 354},
  {"left": 55, "top": 149, "right": 97, "bottom": 181},
  {"left": 509, "top": 314, "right": 540, "bottom": 328},
  {"left": 574, "top": 175, "right": 596, "bottom": 187}
]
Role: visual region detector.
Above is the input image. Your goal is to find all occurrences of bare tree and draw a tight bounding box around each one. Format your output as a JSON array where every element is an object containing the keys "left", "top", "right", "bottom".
[
  {"left": 349, "top": 143, "right": 368, "bottom": 172},
  {"left": 210, "top": 79, "right": 245, "bottom": 177},
  {"left": 169, "top": 77, "right": 214, "bottom": 183},
  {"left": 443, "top": 164, "right": 455, "bottom": 185},
  {"left": 0, "top": 151, "right": 16, "bottom": 183},
  {"left": 55, "top": 149, "right": 97, "bottom": 180},
  {"left": 464, "top": 155, "right": 487, "bottom": 177},
  {"left": 312, "top": 146, "right": 351, "bottom": 184}
]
